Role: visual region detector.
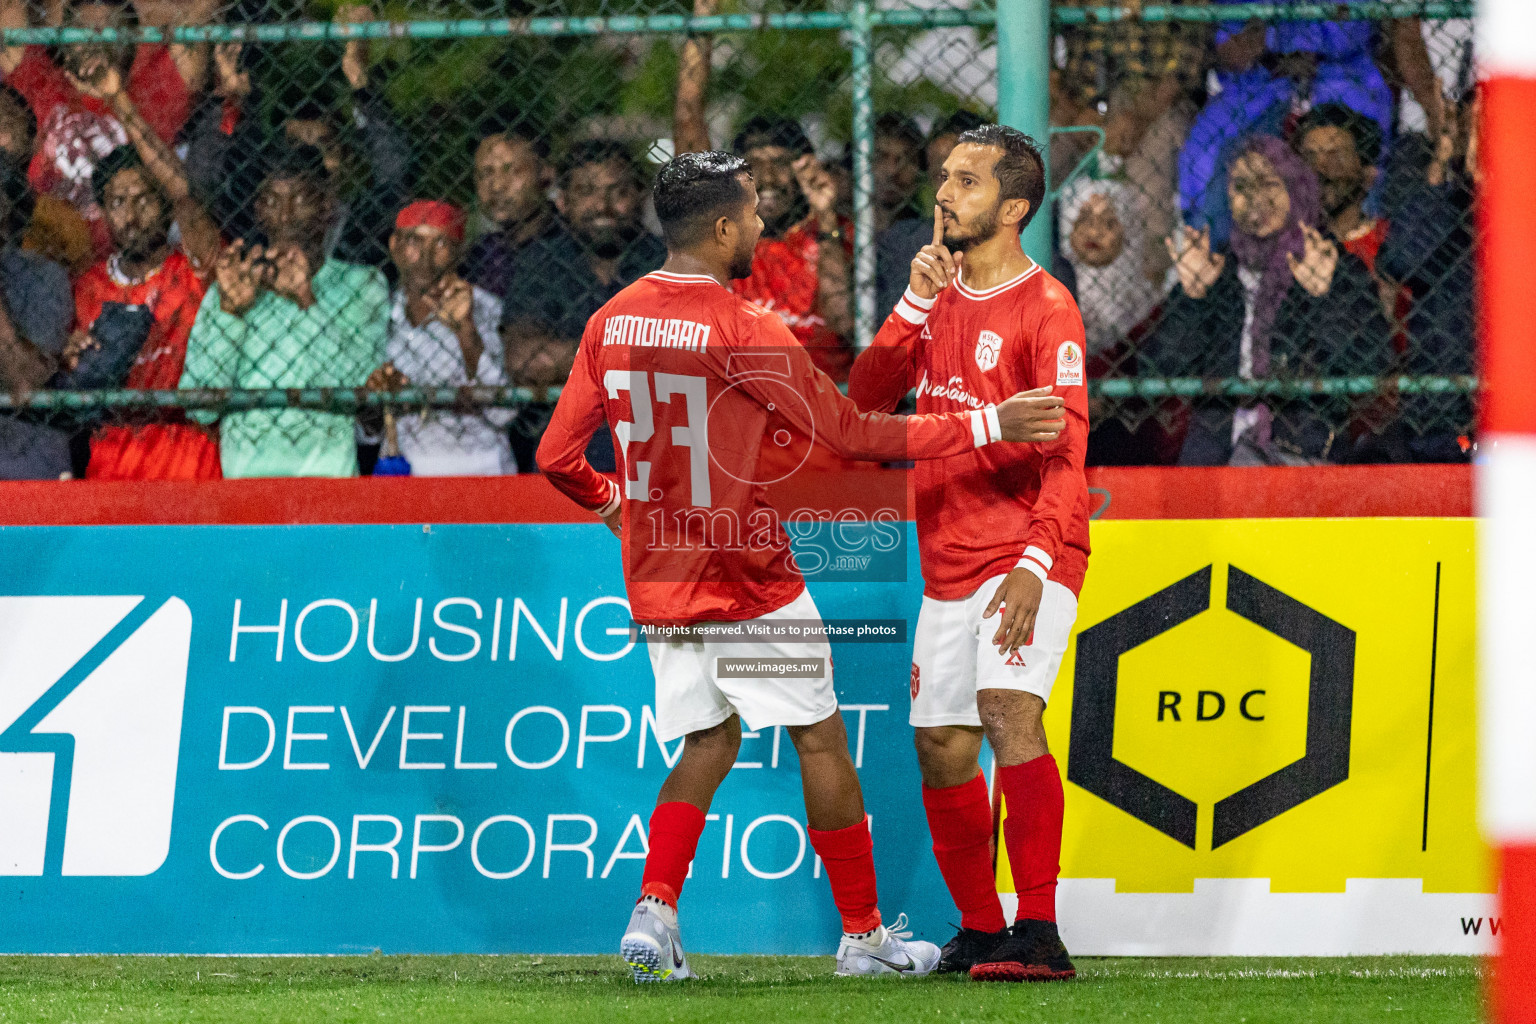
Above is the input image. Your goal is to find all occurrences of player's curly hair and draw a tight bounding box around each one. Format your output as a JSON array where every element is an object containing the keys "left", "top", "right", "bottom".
[
  {"left": 955, "top": 124, "right": 1047, "bottom": 230},
  {"left": 653, "top": 151, "right": 752, "bottom": 248}
]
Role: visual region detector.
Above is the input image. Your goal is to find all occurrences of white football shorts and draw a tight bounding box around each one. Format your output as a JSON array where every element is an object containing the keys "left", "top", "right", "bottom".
[
  {"left": 909, "top": 574, "right": 1079, "bottom": 728},
  {"left": 646, "top": 588, "right": 838, "bottom": 742}
]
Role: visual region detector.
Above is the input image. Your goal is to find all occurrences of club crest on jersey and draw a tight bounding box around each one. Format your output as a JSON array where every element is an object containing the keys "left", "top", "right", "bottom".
[
  {"left": 974, "top": 330, "right": 1003, "bottom": 372},
  {"left": 1056, "top": 340, "right": 1084, "bottom": 387}
]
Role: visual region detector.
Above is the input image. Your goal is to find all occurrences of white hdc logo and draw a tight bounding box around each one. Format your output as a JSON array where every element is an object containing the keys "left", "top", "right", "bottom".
[{"left": 0, "top": 596, "right": 191, "bottom": 876}]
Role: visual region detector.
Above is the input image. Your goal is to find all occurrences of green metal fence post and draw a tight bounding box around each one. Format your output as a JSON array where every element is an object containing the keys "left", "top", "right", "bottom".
[
  {"left": 996, "top": 0, "right": 1054, "bottom": 267},
  {"left": 850, "top": 0, "right": 876, "bottom": 349}
]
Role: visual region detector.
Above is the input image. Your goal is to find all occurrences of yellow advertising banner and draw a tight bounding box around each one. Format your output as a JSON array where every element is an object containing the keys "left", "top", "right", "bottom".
[{"left": 1000, "top": 518, "right": 1494, "bottom": 955}]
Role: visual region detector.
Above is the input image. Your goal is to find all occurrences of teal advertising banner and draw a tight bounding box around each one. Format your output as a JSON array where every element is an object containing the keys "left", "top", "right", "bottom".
[{"left": 0, "top": 524, "right": 946, "bottom": 954}]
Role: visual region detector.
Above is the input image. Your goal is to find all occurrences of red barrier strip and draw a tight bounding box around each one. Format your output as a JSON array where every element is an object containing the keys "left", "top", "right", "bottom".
[
  {"left": 1083, "top": 465, "right": 1470, "bottom": 520},
  {"left": 0, "top": 465, "right": 1470, "bottom": 526}
]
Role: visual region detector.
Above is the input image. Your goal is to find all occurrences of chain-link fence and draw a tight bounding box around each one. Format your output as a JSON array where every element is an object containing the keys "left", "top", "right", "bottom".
[
  {"left": 0, "top": 0, "right": 1476, "bottom": 480},
  {"left": 1054, "top": 0, "right": 1477, "bottom": 466}
]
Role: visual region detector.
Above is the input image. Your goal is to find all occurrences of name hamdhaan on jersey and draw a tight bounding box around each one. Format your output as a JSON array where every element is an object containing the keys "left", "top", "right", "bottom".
[{"left": 537, "top": 269, "right": 1017, "bottom": 626}]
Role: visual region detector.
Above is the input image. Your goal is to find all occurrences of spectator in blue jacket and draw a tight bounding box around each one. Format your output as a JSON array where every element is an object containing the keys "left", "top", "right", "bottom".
[{"left": 1180, "top": 0, "right": 1445, "bottom": 245}]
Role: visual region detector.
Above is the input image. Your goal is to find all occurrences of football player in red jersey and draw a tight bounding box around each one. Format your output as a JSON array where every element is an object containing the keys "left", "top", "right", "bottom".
[
  {"left": 536, "top": 150, "right": 1067, "bottom": 983},
  {"left": 849, "top": 124, "right": 1092, "bottom": 982}
]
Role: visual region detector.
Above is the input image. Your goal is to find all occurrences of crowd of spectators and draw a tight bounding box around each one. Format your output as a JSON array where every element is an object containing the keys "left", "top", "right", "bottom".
[
  {"left": 1053, "top": 0, "right": 1477, "bottom": 466},
  {"left": 0, "top": 0, "right": 1478, "bottom": 480}
]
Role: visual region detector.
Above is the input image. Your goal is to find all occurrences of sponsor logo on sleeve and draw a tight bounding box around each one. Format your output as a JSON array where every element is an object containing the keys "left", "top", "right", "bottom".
[{"left": 1056, "top": 341, "right": 1084, "bottom": 387}]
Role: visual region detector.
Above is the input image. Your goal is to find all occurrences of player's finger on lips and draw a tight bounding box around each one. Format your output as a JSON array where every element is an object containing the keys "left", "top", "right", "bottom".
[{"left": 933, "top": 204, "right": 944, "bottom": 246}]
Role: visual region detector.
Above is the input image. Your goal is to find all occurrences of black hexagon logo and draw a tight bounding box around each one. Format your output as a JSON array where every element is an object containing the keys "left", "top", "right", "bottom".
[{"left": 1067, "top": 565, "right": 1356, "bottom": 849}]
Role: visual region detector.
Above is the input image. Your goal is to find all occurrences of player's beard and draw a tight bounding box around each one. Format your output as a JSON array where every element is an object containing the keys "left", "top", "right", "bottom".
[
  {"left": 728, "top": 235, "right": 756, "bottom": 280},
  {"left": 944, "top": 204, "right": 1000, "bottom": 253}
]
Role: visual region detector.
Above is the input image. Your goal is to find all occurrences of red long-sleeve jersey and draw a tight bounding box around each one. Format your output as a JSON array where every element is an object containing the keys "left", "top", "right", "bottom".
[
  {"left": 537, "top": 269, "right": 1012, "bottom": 626},
  {"left": 849, "top": 263, "right": 1092, "bottom": 599}
]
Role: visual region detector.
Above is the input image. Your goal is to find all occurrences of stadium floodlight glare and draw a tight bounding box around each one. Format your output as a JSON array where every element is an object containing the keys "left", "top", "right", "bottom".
[{"left": 1476, "top": 0, "right": 1536, "bottom": 1020}]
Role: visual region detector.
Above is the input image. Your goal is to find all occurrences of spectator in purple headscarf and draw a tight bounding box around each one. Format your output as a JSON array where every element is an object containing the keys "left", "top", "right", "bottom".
[
  {"left": 1143, "top": 134, "right": 1392, "bottom": 465},
  {"left": 1178, "top": 0, "right": 1446, "bottom": 247}
]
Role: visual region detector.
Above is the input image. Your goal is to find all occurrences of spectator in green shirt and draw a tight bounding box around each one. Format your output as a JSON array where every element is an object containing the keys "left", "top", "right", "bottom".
[{"left": 180, "top": 145, "right": 388, "bottom": 478}]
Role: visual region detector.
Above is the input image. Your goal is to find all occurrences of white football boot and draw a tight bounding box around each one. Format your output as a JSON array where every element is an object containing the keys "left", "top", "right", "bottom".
[
  {"left": 621, "top": 896, "right": 695, "bottom": 983},
  {"left": 834, "top": 913, "right": 942, "bottom": 978}
]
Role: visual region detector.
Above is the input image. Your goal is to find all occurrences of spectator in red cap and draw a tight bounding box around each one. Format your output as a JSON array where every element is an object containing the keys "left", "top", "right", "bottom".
[{"left": 369, "top": 199, "right": 514, "bottom": 476}]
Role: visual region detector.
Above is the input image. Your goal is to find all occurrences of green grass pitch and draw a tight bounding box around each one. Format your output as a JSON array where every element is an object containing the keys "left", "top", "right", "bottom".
[{"left": 0, "top": 955, "right": 1482, "bottom": 1023}]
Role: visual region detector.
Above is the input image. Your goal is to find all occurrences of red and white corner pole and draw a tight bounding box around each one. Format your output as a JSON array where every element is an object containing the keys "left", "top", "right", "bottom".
[{"left": 1479, "top": 1, "right": 1536, "bottom": 1019}]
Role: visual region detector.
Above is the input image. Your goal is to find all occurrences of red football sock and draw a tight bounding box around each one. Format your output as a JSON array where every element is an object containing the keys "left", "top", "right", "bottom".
[
  {"left": 997, "top": 754, "right": 1064, "bottom": 923},
  {"left": 922, "top": 772, "right": 1008, "bottom": 934},
  {"left": 640, "top": 801, "right": 706, "bottom": 909},
  {"left": 808, "top": 818, "right": 882, "bottom": 934}
]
